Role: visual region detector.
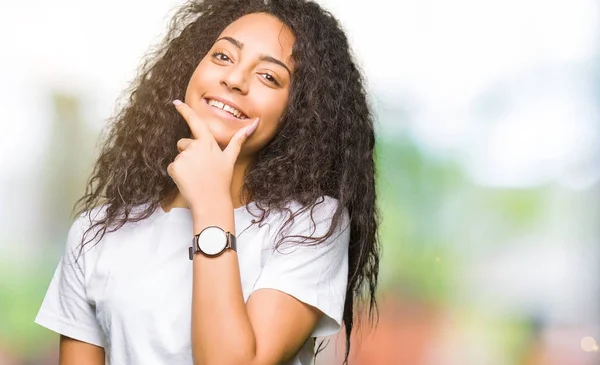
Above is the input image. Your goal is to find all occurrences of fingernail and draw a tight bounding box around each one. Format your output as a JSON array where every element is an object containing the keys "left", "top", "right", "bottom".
[
  {"left": 245, "top": 118, "right": 260, "bottom": 136},
  {"left": 172, "top": 100, "right": 182, "bottom": 106}
]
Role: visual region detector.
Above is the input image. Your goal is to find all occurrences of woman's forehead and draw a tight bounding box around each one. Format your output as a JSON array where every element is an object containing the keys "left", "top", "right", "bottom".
[{"left": 217, "top": 13, "right": 295, "bottom": 67}]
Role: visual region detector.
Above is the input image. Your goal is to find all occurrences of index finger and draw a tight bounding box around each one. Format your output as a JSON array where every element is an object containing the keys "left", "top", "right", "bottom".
[{"left": 172, "top": 99, "right": 210, "bottom": 140}]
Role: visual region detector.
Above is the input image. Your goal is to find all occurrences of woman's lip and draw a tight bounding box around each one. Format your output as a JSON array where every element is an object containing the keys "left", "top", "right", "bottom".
[{"left": 202, "top": 98, "right": 248, "bottom": 122}]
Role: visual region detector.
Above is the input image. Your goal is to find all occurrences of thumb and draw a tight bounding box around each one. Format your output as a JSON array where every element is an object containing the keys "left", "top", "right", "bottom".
[{"left": 224, "top": 117, "right": 260, "bottom": 159}]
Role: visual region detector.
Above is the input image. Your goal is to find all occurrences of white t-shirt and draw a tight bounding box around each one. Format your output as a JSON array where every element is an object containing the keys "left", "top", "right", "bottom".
[{"left": 35, "top": 196, "right": 350, "bottom": 365}]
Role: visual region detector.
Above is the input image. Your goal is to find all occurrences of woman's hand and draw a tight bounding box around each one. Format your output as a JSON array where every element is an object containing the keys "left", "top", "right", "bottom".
[{"left": 167, "top": 99, "right": 259, "bottom": 214}]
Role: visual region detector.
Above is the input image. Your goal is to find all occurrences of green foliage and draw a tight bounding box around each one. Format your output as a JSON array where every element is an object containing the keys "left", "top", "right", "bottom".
[
  {"left": 374, "top": 137, "right": 546, "bottom": 302},
  {"left": 0, "top": 254, "right": 58, "bottom": 357}
]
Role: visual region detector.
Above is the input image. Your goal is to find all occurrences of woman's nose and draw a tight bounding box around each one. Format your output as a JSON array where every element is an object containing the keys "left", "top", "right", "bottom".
[{"left": 221, "top": 68, "right": 249, "bottom": 94}]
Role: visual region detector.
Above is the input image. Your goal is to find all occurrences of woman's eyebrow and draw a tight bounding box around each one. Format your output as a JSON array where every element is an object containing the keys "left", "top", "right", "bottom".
[
  {"left": 259, "top": 55, "right": 292, "bottom": 77},
  {"left": 217, "top": 36, "right": 244, "bottom": 50},
  {"left": 216, "top": 36, "right": 292, "bottom": 77}
]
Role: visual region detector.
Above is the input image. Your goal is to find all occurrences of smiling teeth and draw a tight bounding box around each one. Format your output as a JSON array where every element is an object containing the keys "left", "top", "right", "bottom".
[{"left": 207, "top": 99, "right": 246, "bottom": 119}]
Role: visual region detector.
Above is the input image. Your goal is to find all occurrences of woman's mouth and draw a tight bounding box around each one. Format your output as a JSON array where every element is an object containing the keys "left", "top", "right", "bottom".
[{"left": 204, "top": 98, "right": 248, "bottom": 120}]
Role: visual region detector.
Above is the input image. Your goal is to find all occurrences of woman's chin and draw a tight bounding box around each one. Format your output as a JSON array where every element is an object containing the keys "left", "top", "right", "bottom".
[{"left": 206, "top": 124, "right": 236, "bottom": 149}]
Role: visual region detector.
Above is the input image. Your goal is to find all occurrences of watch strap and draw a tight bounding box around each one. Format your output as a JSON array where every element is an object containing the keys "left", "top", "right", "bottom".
[{"left": 228, "top": 232, "right": 237, "bottom": 251}]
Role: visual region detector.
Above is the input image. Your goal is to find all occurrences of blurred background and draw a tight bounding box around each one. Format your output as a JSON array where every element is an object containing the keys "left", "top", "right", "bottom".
[{"left": 1, "top": 0, "right": 598, "bottom": 364}]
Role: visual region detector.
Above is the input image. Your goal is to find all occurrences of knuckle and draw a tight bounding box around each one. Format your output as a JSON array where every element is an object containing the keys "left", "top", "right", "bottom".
[
  {"left": 170, "top": 162, "right": 179, "bottom": 174},
  {"left": 189, "top": 140, "right": 200, "bottom": 149}
]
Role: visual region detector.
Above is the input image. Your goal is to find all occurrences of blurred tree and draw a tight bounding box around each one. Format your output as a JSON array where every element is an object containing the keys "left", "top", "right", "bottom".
[
  {"left": 43, "top": 92, "right": 96, "bottom": 242},
  {"left": 0, "top": 91, "right": 98, "bottom": 363}
]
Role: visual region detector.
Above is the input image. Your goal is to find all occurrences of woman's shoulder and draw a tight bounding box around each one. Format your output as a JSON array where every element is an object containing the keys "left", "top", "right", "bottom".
[
  {"left": 260, "top": 195, "right": 349, "bottom": 236},
  {"left": 286, "top": 195, "right": 347, "bottom": 222},
  {"left": 276, "top": 195, "right": 339, "bottom": 213},
  {"left": 67, "top": 205, "right": 108, "bottom": 240},
  {"left": 76, "top": 204, "right": 109, "bottom": 223},
  {"left": 67, "top": 203, "right": 152, "bottom": 248},
  {"left": 73, "top": 203, "right": 152, "bottom": 228},
  {"left": 244, "top": 195, "right": 342, "bottom": 220}
]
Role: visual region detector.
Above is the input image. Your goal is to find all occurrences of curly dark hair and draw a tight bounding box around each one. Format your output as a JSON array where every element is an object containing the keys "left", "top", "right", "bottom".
[{"left": 74, "top": 0, "right": 379, "bottom": 362}]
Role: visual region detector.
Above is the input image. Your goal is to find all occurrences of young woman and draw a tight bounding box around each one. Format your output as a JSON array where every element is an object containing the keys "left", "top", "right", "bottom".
[{"left": 35, "top": 0, "right": 379, "bottom": 364}]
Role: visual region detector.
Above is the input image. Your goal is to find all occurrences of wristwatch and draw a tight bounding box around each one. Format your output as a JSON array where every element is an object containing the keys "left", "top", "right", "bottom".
[{"left": 188, "top": 225, "right": 237, "bottom": 260}]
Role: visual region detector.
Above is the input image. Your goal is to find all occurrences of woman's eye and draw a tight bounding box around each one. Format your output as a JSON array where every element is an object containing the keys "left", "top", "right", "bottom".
[
  {"left": 212, "top": 52, "right": 230, "bottom": 62},
  {"left": 261, "top": 73, "right": 280, "bottom": 86}
]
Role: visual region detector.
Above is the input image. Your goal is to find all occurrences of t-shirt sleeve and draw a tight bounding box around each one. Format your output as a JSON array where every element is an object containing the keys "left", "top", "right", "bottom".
[
  {"left": 34, "top": 216, "right": 105, "bottom": 347},
  {"left": 252, "top": 197, "right": 350, "bottom": 337}
]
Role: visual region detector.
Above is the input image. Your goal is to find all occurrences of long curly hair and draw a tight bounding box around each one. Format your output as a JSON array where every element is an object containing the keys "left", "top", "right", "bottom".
[{"left": 74, "top": 0, "right": 379, "bottom": 362}]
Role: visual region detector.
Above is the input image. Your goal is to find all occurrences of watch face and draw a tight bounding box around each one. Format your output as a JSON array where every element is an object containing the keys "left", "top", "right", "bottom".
[{"left": 197, "top": 226, "right": 227, "bottom": 256}]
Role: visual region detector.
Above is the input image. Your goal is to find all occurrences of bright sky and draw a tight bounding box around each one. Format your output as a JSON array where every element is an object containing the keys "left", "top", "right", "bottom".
[{"left": 0, "top": 0, "right": 598, "bottom": 188}]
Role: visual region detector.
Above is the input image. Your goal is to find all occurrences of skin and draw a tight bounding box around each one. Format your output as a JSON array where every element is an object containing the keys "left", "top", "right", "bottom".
[
  {"left": 60, "top": 13, "right": 322, "bottom": 365},
  {"left": 181, "top": 11, "right": 295, "bottom": 209}
]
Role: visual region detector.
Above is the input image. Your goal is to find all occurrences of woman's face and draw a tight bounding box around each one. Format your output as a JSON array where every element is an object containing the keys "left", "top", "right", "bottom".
[{"left": 185, "top": 12, "right": 295, "bottom": 157}]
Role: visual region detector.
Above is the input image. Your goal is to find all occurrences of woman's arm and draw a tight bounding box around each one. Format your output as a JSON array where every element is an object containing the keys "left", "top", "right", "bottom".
[
  {"left": 59, "top": 335, "right": 105, "bottom": 365},
  {"left": 169, "top": 102, "right": 344, "bottom": 365},
  {"left": 190, "top": 203, "right": 323, "bottom": 365}
]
